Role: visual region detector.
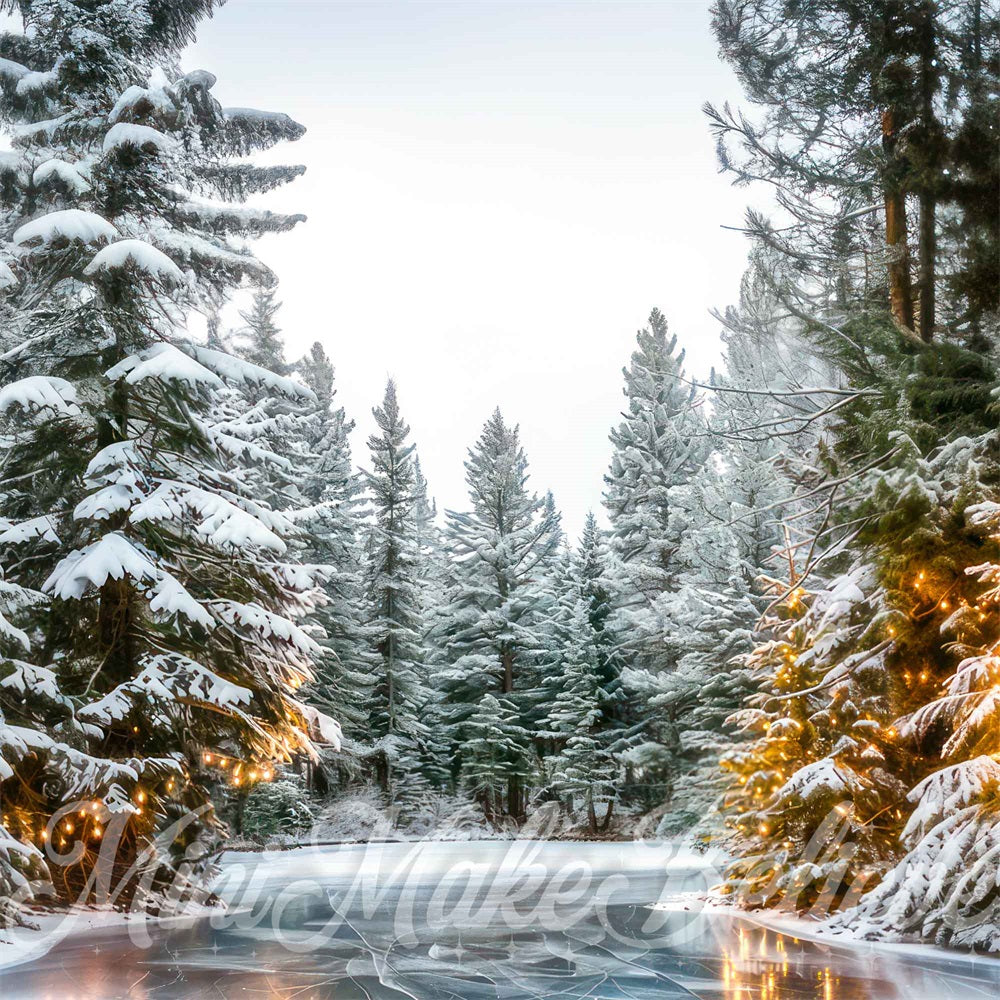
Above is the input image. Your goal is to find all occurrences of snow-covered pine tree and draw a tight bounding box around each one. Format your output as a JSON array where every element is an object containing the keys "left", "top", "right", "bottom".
[
  {"left": 440, "top": 408, "right": 559, "bottom": 820},
  {"left": 604, "top": 308, "right": 709, "bottom": 602},
  {"left": 539, "top": 575, "right": 619, "bottom": 833},
  {"left": 407, "top": 455, "right": 450, "bottom": 788},
  {"left": 237, "top": 286, "right": 287, "bottom": 374},
  {"left": 577, "top": 512, "right": 628, "bottom": 733},
  {"left": 462, "top": 694, "right": 530, "bottom": 825},
  {"left": 0, "top": 0, "right": 337, "bottom": 914},
  {"left": 621, "top": 302, "right": 804, "bottom": 831},
  {"left": 719, "top": 568, "right": 902, "bottom": 912},
  {"left": 364, "top": 379, "right": 430, "bottom": 794},
  {"left": 294, "top": 343, "right": 376, "bottom": 745},
  {"left": 825, "top": 459, "right": 1000, "bottom": 948}
]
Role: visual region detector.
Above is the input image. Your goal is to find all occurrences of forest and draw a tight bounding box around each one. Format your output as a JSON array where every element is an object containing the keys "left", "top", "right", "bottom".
[{"left": 0, "top": 0, "right": 998, "bottom": 960}]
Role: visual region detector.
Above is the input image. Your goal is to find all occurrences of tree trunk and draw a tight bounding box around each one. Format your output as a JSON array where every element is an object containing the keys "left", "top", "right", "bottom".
[
  {"left": 97, "top": 576, "right": 135, "bottom": 684},
  {"left": 375, "top": 750, "right": 391, "bottom": 794},
  {"left": 916, "top": 1, "right": 938, "bottom": 342},
  {"left": 918, "top": 193, "right": 936, "bottom": 341},
  {"left": 507, "top": 773, "right": 523, "bottom": 823},
  {"left": 599, "top": 798, "right": 614, "bottom": 833},
  {"left": 881, "top": 109, "right": 914, "bottom": 331}
]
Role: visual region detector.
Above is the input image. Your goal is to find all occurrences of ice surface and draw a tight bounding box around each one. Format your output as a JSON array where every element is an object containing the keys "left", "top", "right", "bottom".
[{"left": 3, "top": 841, "right": 1000, "bottom": 998}]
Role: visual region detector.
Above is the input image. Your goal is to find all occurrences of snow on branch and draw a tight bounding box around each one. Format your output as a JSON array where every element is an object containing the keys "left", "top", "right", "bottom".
[
  {"left": 79, "top": 652, "right": 253, "bottom": 726},
  {"left": 106, "top": 343, "right": 222, "bottom": 388},
  {"left": 190, "top": 345, "right": 315, "bottom": 401},
  {"left": 43, "top": 532, "right": 159, "bottom": 600},
  {"left": 102, "top": 122, "right": 176, "bottom": 155},
  {"left": 0, "top": 376, "right": 81, "bottom": 418},
  {"left": 13, "top": 209, "right": 118, "bottom": 247},
  {"left": 84, "top": 240, "right": 185, "bottom": 285}
]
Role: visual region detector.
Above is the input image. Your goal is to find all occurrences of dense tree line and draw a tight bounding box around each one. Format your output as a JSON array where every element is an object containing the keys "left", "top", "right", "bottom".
[{"left": 0, "top": 0, "right": 998, "bottom": 954}]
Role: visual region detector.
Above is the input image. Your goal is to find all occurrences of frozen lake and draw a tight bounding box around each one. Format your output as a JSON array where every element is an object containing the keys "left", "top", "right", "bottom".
[{"left": 2, "top": 840, "right": 999, "bottom": 998}]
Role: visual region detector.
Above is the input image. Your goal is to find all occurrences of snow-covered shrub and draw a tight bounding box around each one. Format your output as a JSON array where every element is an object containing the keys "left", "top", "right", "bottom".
[{"left": 240, "top": 777, "right": 315, "bottom": 844}]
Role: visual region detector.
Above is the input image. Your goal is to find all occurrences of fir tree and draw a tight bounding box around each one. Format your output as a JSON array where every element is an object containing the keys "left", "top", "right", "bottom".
[
  {"left": 576, "top": 512, "right": 628, "bottom": 731},
  {"left": 0, "top": 0, "right": 336, "bottom": 916},
  {"left": 364, "top": 379, "right": 430, "bottom": 794},
  {"left": 604, "top": 308, "right": 709, "bottom": 601},
  {"left": 440, "top": 408, "right": 559, "bottom": 820},
  {"left": 238, "top": 287, "right": 287, "bottom": 374},
  {"left": 462, "top": 694, "right": 530, "bottom": 824},
  {"left": 295, "top": 343, "right": 376, "bottom": 746},
  {"left": 720, "top": 570, "right": 901, "bottom": 912},
  {"left": 541, "top": 584, "right": 619, "bottom": 833}
]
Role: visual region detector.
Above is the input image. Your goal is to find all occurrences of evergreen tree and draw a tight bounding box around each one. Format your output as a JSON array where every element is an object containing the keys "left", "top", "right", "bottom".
[
  {"left": 719, "top": 568, "right": 902, "bottom": 912},
  {"left": 708, "top": 0, "right": 999, "bottom": 340},
  {"left": 440, "top": 409, "right": 559, "bottom": 820},
  {"left": 540, "top": 584, "right": 619, "bottom": 833},
  {"left": 462, "top": 694, "right": 530, "bottom": 824},
  {"left": 604, "top": 308, "right": 709, "bottom": 601},
  {"left": 0, "top": 0, "right": 337, "bottom": 917},
  {"left": 576, "top": 512, "right": 628, "bottom": 731},
  {"left": 364, "top": 379, "right": 430, "bottom": 794},
  {"left": 296, "top": 343, "right": 376, "bottom": 745},
  {"left": 238, "top": 287, "right": 287, "bottom": 374}
]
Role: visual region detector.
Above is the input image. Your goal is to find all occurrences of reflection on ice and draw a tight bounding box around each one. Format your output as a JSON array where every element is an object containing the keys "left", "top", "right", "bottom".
[{"left": 2, "top": 840, "right": 1000, "bottom": 998}]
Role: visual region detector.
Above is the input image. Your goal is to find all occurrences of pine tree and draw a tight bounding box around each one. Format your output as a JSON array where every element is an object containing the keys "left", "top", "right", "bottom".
[
  {"left": 462, "top": 694, "right": 530, "bottom": 824},
  {"left": 577, "top": 513, "right": 628, "bottom": 731},
  {"left": 707, "top": 0, "right": 999, "bottom": 340},
  {"left": 440, "top": 408, "right": 559, "bottom": 820},
  {"left": 295, "top": 343, "right": 376, "bottom": 745},
  {"left": 364, "top": 379, "right": 430, "bottom": 794},
  {"left": 238, "top": 287, "right": 287, "bottom": 374},
  {"left": 826, "top": 451, "right": 1000, "bottom": 947},
  {"left": 0, "top": 0, "right": 336, "bottom": 916},
  {"left": 541, "top": 586, "right": 619, "bottom": 833},
  {"left": 604, "top": 308, "right": 709, "bottom": 601},
  {"left": 720, "top": 569, "right": 901, "bottom": 913}
]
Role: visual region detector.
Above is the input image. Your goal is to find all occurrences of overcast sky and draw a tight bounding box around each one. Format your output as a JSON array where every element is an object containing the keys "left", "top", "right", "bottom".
[{"left": 185, "top": 0, "right": 755, "bottom": 539}]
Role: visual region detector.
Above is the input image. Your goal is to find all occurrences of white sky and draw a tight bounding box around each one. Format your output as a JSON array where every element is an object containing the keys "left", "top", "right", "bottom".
[{"left": 185, "top": 0, "right": 756, "bottom": 539}]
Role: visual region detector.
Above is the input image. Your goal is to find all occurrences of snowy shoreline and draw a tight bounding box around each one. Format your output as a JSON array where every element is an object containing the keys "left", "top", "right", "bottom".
[{"left": 652, "top": 893, "right": 1000, "bottom": 971}]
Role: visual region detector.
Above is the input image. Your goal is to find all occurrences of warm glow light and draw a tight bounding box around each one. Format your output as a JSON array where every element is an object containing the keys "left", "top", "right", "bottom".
[{"left": 204, "top": 753, "right": 213, "bottom": 764}]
